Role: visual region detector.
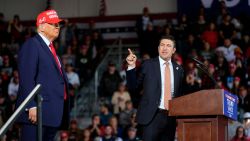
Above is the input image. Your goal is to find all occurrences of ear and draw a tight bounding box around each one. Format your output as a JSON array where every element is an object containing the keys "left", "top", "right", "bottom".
[
  {"left": 39, "top": 24, "right": 45, "bottom": 31},
  {"left": 172, "top": 47, "right": 176, "bottom": 54},
  {"left": 41, "top": 24, "right": 45, "bottom": 30}
]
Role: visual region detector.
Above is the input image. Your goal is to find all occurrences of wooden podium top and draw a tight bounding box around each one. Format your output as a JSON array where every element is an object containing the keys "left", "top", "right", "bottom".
[{"left": 169, "top": 89, "right": 229, "bottom": 117}]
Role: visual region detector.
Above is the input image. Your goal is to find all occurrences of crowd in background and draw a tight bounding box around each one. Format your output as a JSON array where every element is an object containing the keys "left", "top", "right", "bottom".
[{"left": 0, "top": 1, "right": 250, "bottom": 140}]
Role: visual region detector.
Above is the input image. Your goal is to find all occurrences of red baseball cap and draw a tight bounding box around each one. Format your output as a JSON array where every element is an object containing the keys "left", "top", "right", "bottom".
[
  {"left": 36, "top": 9, "right": 62, "bottom": 26},
  {"left": 60, "top": 131, "right": 68, "bottom": 138}
]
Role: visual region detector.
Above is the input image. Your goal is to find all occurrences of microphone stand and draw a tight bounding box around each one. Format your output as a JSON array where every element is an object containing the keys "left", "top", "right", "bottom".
[{"left": 191, "top": 58, "right": 220, "bottom": 89}]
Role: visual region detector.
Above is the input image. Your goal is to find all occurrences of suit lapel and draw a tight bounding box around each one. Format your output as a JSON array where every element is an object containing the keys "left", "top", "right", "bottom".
[
  {"left": 35, "top": 35, "right": 62, "bottom": 75},
  {"left": 172, "top": 61, "right": 180, "bottom": 98},
  {"left": 153, "top": 58, "right": 161, "bottom": 93}
]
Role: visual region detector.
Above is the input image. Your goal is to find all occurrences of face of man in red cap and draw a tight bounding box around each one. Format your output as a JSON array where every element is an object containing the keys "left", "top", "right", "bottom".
[{"left": 36, "top": 10, "right": 62, "bottom": 42}]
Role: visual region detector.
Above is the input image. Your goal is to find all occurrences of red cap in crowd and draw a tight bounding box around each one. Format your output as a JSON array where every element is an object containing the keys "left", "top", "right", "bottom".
[
  {"left": 209, "top": 64, "right": 215, "bottom": 69},
  {"left": 60, "top": 131, "right": 68, "bottom": 139},
  {"left": 234, "top": 76, "right": 241, "bottom": 82},
  {"left": 36, "top": 9, "right": 62, "bottom": 26}
]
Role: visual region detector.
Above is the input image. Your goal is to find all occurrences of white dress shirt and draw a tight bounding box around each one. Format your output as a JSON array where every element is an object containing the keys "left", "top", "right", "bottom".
[{"left": 159, "top": 56, "right": 174, "bottom": 109}]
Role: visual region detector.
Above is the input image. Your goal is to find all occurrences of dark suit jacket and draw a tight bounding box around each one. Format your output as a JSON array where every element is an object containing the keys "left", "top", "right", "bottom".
[
  {"left": 126, "top": 57, "right": 184, "bottom": 125},
  {"left": 16, "top": 34, "right": 69, "bottom": 127}
]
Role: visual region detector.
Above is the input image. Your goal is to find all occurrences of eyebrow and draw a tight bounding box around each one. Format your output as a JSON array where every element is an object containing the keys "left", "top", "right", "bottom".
[{"left": 160, "top": 43, "right": 172, "bottom": 46}]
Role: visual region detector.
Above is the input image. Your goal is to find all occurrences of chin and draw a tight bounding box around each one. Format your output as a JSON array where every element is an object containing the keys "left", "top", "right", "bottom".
[
  {"left": 160, "top": 56, "right": 168, "bottom": 61},
  {"left": 54, "top": 34, "right": 59, "bottom": 38}
]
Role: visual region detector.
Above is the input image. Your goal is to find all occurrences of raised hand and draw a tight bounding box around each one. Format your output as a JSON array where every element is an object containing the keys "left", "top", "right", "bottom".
[{"left": 126, "top": 48, "right": 137, "bottom": 68}]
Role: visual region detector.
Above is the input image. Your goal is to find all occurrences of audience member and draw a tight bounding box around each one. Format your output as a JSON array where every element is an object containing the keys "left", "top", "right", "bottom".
[
  {"left": 123, "top": 127, "right": 140, "bottom": 141},
  {"left": 219, "top": 14, "right": 235, "bottom": 39},
  {"left": 0, "top": 13, "right": 7, "bottom": 44},
  {"left": 94, "top": 124, "right": 123, "bottom": 141},
  {"left": 119, "top": 101, "right": 137, "bottom": 128},
  {"left": 243, "top": 112, "right": 250, "bottom": 137},
  {"left": 68, "top": 119, "right": 81, "bottom": 141},
  {"left": 62, "top": 47, "right": 76, "bottom": 66},
  {"left": 215, "top": 38, "right": 238, "bottom": 63},
  {"left": 59, "top": 19, "right": 75, "bottom": 52},
  {"left": 80, "top": 128, "right": 93, "bottom": 141},
  {"left": 200, "top": 41, "right": 215, "bottom": 61},
  {"left": 66, "top": 64, "right": 80, "bottom": 89},
  {"left": 60, "top": 131, "right": 69, "bottom": 141},
  {"left": 230, "top": 126, "right": 250, "bottom": 141},
  {"left": 99, "top": 104, "right": 113, "bottom": 126},
  {"left": 183, "top": 72, "right": 201, "bottom": 94},
  {"left": 111, "top": 83, "right": 131, "bottom": 114},
  {"left": 108, "top": 116, "right": 123, "bottom": 138},
  {"left": 87, "top": 114, "right": 104, "bottom": 139},
  {"left": 7, "top": 14, "right": 23, "bottom": 44},
  {"left": 8, "top": 70, "right": 19, "bottom": 101},
  {"left": 135, "top": 7, "right": 153, "bottom": 55},
  {"left": 75, "top": 45, "right": 93, "bottom": 86},
  {"left": 99, "top": 61, "right": 122, "bottom": 101},
  {"left": 201, "top": 22, "right": 218, "bottom": 49},
  {"left": 237, "top": 86, "right": 250, "bottom": 122}
]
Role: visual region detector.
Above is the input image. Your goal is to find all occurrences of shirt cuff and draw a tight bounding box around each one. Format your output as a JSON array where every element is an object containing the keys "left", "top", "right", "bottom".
[{"left": 25, "top": 107, "right": 37, "bottom": 111}]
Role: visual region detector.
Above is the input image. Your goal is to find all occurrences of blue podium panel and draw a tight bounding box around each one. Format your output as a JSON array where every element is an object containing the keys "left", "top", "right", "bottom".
[{"left": 223, "top": 90, "right": 238, "bottom": 120}]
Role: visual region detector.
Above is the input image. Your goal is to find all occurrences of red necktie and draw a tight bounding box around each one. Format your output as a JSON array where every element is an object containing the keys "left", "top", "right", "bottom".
[
  {"left": 164, "top": 62, "right": 171, "bottom": 110},
  {"left": 49, "top": 43, "right": 62, "bottom": 74},
  {"left": 49, "top": 43, "right": 67, "bottom": 100}
]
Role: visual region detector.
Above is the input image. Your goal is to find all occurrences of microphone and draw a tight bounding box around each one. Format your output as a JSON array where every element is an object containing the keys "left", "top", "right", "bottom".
[
  {"left": 190, "top": 57, "right": 219, "bottom": 89},
  {"left": 191, "top": 57, "right": 208, "bottom": 70}
]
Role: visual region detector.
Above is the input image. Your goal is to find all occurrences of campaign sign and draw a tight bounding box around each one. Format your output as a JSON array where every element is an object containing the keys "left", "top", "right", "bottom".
[
  {"left": 223, "top": 90, "right": 238, "bottom": 120},
  {"left": 177, "top": 0, "right": 250, "bottom": 19}
]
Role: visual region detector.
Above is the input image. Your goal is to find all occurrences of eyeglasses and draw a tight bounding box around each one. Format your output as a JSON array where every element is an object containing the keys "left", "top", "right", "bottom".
[{"left": 47, "top": 23, "right": 60, "bottom": 28}]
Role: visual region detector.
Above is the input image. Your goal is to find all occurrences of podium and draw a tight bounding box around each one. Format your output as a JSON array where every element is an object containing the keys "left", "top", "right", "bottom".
[{"left": 169, "top": 89, "right": 238, "bottom": 141}]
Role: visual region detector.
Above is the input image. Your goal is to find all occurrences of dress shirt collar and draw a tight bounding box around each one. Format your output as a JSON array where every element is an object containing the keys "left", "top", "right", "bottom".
[
  {"left": 159, "top": 56, "right": 172, "bottom": 67},
  {"left": 38, "top": 33, "right": 50, "bottom": 46}
]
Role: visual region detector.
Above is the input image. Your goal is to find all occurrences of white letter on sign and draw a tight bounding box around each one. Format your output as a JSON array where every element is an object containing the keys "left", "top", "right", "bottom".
[
  {"left": 224, "top": 0, "right": 240, "bottom": 7},
  {"left": 201, "top": 0, "right": 214, "bottom": 8}
]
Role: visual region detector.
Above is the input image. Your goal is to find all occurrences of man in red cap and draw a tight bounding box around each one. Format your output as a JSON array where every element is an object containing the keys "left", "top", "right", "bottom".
[{"left": 16, "top": 9, "right": 69, "bottom": 141}]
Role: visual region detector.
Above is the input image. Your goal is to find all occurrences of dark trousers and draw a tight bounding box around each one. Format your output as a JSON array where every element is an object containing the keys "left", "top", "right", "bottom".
[
  {"left": 20, "top": 124, "right": 58, "bottom": 141},
  {"left": 60, "top": 99, "right": 70, "bottom": 130},
  {"left": 142, "top": 109, "right": 176, "bottom": 141}
]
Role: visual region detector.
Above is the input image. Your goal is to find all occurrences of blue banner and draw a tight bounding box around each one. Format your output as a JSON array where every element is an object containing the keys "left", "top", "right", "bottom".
[
  {"left": 223, "top": 90, "right": 238, "bottom": 120},
  {"left": 177, "top": 0, "right": 250, "bottom": 20}
]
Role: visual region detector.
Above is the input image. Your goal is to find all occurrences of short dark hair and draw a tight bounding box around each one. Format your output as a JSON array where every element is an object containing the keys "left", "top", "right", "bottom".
[
  {"left": 91, "top": 114, "right": 99, "bottom": 120},
  {"left": 159, "top": 35, "right": 176, "bottom": 48}
]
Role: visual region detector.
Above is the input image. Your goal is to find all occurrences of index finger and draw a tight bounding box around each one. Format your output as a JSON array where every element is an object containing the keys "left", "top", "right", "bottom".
[{"left": 128, "top": 48, "right": 134, "bottom": 55}]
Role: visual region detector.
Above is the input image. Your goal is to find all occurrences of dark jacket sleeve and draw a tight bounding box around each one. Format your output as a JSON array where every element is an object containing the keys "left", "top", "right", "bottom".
[{"left": 17, "top": 39, "right": 38, "bottom": 109}]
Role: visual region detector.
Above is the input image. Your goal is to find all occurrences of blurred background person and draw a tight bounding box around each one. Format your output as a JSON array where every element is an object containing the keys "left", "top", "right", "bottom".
[
  {"left": 230, "top": 126, "right": 250, "bottom": 141},
  {"left": 60, "top": 131, "right": 69, "bottom": 141},
  {"left": 94, "top": 124, "right": 123, "bottom": 141},
  {"left": 111, "top": 83, "right": 131, "bottom": 115},
  {"left": 243, "top": 112, "right": 250, "bottom": 137},
  {"left": 99, "top": 61, "right": 122, "bottom": 103},
  {"left": 124, "top": 127, "right": 140, "bottom": 141},
  {"left": 87, "top": 114, "right": 104, "bottom": 139},
  {"left": 119, "top": 101, "right": 137, "bottom": 129}
]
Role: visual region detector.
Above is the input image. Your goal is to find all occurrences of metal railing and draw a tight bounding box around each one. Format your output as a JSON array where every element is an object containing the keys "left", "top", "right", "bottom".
[
  {"left": 94, "top": 37, "right": 122, "bottom": 105},
  {"left": 0, "top": 84, "right": 42, "bottom": 141},
  {"left": 72, "top": 37, "right": 140, "bottom": 119},
  {"left": 71, "top": 38, "right": 122, "bottom": 119}
]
